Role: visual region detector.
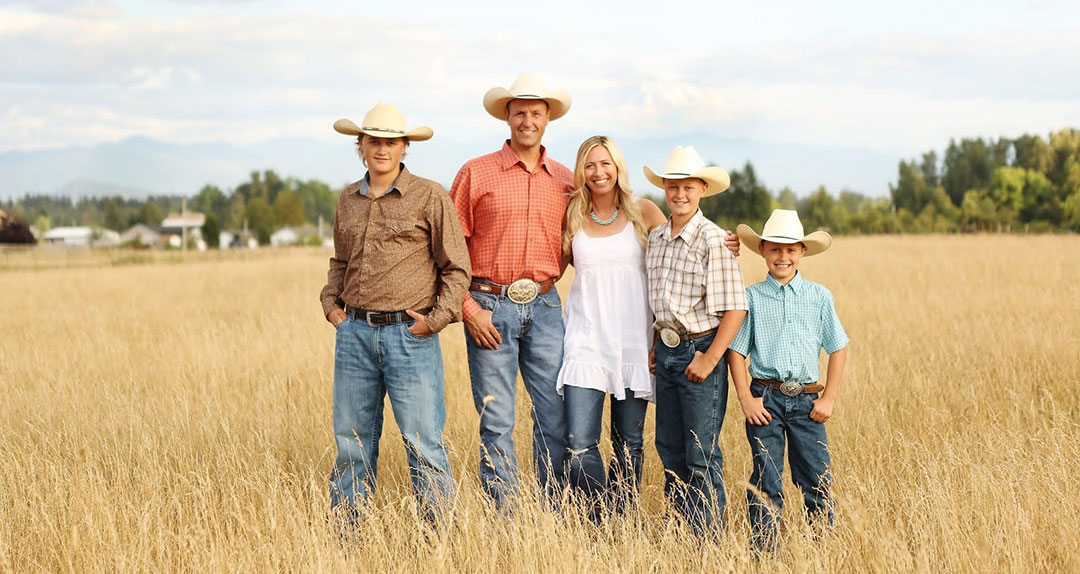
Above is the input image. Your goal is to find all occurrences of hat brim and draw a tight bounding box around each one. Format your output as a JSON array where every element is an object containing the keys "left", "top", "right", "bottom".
[
  {"left": 332, "top": 118, "right": 433, "bottom": 142},
  {"left": 643, "top": 166, "right": 731, "bottom": 197},
  {"left": 482, "top": 88, "right": 571, "bottom": 121},
  {"left": 736, "top": 224, "right": 832, "bottom": 256}
]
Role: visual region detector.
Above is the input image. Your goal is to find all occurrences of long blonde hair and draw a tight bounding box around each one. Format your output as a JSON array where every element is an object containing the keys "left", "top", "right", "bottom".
[{"left": 563, "top": 135, "right": 649, "bottom": 255}]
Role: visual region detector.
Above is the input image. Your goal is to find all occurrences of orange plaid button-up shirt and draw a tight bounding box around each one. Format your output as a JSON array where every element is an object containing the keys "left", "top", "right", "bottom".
[{"left": 450, "top": 141, "right": 572, "bottom": 320}]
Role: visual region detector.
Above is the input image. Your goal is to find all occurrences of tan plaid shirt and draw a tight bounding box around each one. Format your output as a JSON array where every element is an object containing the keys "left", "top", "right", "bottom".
[
  {"left": 646, "top": 210, "right": 747, "bottom": 333},
  {"left": 319, "top": 165, "right": 471, "bottom": 333}
]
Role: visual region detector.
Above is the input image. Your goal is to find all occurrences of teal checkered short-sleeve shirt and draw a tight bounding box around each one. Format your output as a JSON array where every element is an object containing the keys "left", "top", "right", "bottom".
[{"left": 729, "top": 271, "right": 848, "bottom": 384}]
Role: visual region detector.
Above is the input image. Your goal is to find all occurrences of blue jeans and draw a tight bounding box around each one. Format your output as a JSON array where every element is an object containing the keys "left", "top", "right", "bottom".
[
  {"left": 466, "top": 289, "right": 568, "bottom": 508},
  {"left": 745, "top": 381, "right": 833, "bottom": 552},
  {"left": 564, "top": 385, "right": 648, "bottom": 517},
  {"left": 329, "top": 318, "right": 455, "bottom": 522},
  {"left": 653, "top": 332, "right": 728, "bottom": 534}
]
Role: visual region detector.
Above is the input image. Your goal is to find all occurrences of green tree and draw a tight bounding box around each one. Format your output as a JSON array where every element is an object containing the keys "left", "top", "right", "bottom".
[
  {"left": 803, "top": 186, "right": 836, "bottom": 231},
  {"left": 193, "top": 185, "right": 229, "bottom": 227},
  {"left": 137, "top": 201, "right": 164, "bottom": 226},
  {"left": 701, "top": 161, "right": 773, "bottom": 230},
  {"left": 273, "top": 190, "right": 307, "bottom": 227},
  {"left": 295, "top": 179, "right": 338, "bottom": 225},
  {"left": 202, "top": 214, "right": 221, "bottom": 248},
  {"left": 227, "top": 193, "right": 246, "bottom": 230},
  {"left": 245, "top": 197, "right": 275, "bottom": 244},
  {"left": 103, "top": 197, "right": 123, "bottom": 230},
  {"left": 776, "top": 187, "right": 797, "bottom": 210},
  {"left": 891, "top": 159, "right": 929, "bottom": 213}
]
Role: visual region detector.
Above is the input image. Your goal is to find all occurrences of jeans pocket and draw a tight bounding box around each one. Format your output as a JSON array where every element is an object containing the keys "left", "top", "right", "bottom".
[
  {"left": 402, "top": 321, "right": 433, "bottom": 342},
  {"left": 472, "top": 291, "right": 499, "bottom": 312},
  {"left": 539, "top": 289, "right": 562, "bottom": 309}
]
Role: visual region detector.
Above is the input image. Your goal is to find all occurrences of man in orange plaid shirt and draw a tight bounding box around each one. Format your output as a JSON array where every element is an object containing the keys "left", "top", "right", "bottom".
[{"left": 450, "top": 74, "right": 574, "bottom": 507}]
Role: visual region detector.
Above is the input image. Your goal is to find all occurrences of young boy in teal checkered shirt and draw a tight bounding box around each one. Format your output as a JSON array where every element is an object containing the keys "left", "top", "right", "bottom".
[{"left": 726, "top": 209, "right": 849, "bottom": 553}]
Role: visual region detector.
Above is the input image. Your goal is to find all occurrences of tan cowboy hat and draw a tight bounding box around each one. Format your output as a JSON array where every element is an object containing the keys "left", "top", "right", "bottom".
[
  {"left": 643, "top": 145, "right": 730, "bottom": 197},
  {"left": 736, "top": 209, "right": 832, "bottom": 256},
  {"left": 333, "top": 103, "right": 433, "bottom": 141},
  {"left": 483, "top": 73, "right": 572, "bottom": 121}
]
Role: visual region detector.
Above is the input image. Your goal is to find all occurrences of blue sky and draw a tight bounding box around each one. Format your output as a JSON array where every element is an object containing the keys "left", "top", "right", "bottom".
[{"left": 2, "top": 0, "right": 1078, "bottom": 197}]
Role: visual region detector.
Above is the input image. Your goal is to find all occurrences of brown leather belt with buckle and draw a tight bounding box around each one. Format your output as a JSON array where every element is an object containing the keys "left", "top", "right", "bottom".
[
  {"left": 470, "top": 278, "right": 556, "bottom": 304},
  {"left": 346, "top": 306, "right": 432, "bottom": 327},
  {"left": 752, "top": 378, "right": 824, "bottom": 396}
]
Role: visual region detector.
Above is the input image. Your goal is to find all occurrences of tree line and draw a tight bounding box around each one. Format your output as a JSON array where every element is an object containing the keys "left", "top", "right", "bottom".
[
  {"left": 699, "top": 128, "right": 1080, "bottom": 234},
  {"left": 5, "top": 128, "right": 1079, "bottom": 244}
]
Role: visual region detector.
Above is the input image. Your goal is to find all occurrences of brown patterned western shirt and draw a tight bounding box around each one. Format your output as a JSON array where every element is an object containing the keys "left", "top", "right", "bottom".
[{"left": 319, "top": 165, "right": 471, "bottom": 333}]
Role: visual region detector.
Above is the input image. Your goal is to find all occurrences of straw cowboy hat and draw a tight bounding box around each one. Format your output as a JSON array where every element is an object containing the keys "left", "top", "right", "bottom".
[
  {"left": 736, "top": 209, "right": 832, "bottom": 256},
  {"left": 483, "top": 73, "right": 572, "bottom": 121},
  {"left": 643, "top": 145, "right": 731, "bottom": 197},
  {"left": 333, "top": 103, "right": 433, "bottom": 141}
]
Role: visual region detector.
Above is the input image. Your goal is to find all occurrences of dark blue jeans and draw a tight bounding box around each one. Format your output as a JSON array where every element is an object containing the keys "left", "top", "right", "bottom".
[
  {"left": 563, "top": 385, "right": 649, "bottom": 518},
  {"left": 653, "top": 332, "right": 727, "bottom": 535},
  {"left": 329, "top": 318, "right": 455, "bottom": 523},
  {"left": 466, "top": 289, "right": 568, "bottom": 509},
  {"left": 745, "top": 381, "right": 833, "bottom": 552}
]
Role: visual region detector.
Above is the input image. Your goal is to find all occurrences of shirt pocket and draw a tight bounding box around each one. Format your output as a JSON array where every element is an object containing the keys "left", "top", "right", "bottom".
[
  {"left": 376, "top": 218, "right": 426, "bottom": 248},
  {"left": 673, "top": 255, "right": 705, "bottom": 311}
]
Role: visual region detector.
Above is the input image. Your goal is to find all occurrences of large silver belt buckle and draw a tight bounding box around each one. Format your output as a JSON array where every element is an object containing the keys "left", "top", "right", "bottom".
[
  {"left": 659, "top": 328, "right": 681, "bottom": 348},
  {"left": 506, "top": 279, "right": 539, "bottom": 304},
  {"left": 779, "top": 381, "right": 804, "bottom": 397}
]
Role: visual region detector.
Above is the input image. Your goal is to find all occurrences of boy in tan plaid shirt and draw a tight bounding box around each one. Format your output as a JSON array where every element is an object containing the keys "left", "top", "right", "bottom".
[{"left": 644, "top": 145, "right": 747, "bottom": 535}]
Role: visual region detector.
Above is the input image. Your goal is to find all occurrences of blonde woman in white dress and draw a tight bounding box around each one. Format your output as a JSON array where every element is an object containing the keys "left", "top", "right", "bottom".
[{"left": 556, "top": 135, "right": 667, "bottom": 518}]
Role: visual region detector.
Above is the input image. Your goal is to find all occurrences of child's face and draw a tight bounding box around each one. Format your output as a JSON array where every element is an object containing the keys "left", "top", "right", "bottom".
[
  {"left": 663, "top": 178, "right": 708, "bottom": 219},
  {"left": 761, "top": 240, "right": 806, "bottom": 282}
]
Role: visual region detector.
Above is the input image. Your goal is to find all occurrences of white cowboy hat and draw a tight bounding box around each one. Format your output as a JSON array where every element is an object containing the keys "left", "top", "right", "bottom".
[
  {"left": 643, "top": 145, "right": 730, "bottom": 197},
  {"left": 483, "top": 73, "right": 572, "bottom": 121},
  {"left": 333, "top": 103, "right": 433, "bottom": 141},
  {"left": 736, "top": 209, "right": 832, "bottom": 256}
]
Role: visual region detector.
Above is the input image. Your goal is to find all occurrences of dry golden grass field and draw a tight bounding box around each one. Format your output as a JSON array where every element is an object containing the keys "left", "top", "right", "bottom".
[{"left": 2, "top": 235, "right": 1079, "bottom": 573}]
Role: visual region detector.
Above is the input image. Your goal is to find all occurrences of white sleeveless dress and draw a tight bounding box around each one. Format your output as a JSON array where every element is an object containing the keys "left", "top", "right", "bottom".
[{"left": 556, "top": 222, "right": 654, "bottom": 401}]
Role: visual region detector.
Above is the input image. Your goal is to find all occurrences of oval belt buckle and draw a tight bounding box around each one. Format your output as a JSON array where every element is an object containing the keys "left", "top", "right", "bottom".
[
  {"left": 506, "top": 279, "right": 539, "bottom": 304},
  {"left": 659, "top": 328, "right": 681, "bottom": 348},
  {"left": 779, "top": 381, "right": 804, "bottom": 396}
]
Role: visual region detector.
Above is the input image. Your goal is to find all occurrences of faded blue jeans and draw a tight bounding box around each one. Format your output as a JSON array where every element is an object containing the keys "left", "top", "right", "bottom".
[
  {"left": 653, "top": 332, "right": 728, "bottom": 535},
  {"left": 329, "top": 317, "right": 455, "bottom": 522},
  {"left": 745, "top": 381, "right": 833, "bottom": 552},
  {"left": 466, "top": 288, "right": 568, "bottom": 508},
  {"left": 564, "top": 385, "right": 648, "bottom": 518}
]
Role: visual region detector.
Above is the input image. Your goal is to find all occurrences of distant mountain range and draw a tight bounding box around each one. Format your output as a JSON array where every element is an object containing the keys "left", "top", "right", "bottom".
[{"left": 0, "top": 134, "right": 898, "bottom": 200}]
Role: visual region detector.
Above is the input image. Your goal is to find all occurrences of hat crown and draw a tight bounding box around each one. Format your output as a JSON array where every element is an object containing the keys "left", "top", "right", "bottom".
[
  {"left": 661, "top": 145, "right": 707, "bottom": 177},
  {"left": 761, "top": 209, "right": 806, "bottom": 241},
  {"left": 360, "top": 103, "right": 407, "bottom": 134},
  {"left": 506, "top": 73, "right": 550, "bottom": 99}
]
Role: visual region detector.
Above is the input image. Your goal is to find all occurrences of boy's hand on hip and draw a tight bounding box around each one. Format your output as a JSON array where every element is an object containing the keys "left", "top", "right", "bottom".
[
  {"left": 465, "top": 309, "right": 502, "bottom": 350},
  {"left": 406, "top": 309, "right": 433, "bottom": 337},
  {"left": 328, "top": 308, "right": 347, "bottom": 328},
  {"left": 684, "top": 351, "right": 718, "bottom": 383},
  {"left": 810, "top": 396, "right": 835, "bottom": 422},
  {"left": 740, "top": 396, "right": 772, "bottom": 425}
]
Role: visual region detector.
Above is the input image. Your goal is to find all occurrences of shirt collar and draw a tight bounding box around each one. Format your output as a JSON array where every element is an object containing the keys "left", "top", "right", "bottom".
[
  {"left": 661, "top": 209, "right": 706, "bottom": 242},
  {"left": 765, "top": 270, "right": 804, "bottom": 294},
  {"left": 357, "top": 164, "right": 407, "bottom": 196},
  {"left": 498, "top": 140, "right": 552, "bottom": 174}
]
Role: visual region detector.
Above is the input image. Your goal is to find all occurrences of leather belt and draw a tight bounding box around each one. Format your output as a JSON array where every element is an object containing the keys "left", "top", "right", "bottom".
[
  {"left": 659, "top": 327, "right": 717, "bottom": 348},
  {"left": 470, "top": 278, "right": 556, "bottom": 304},
  {"left": 346, "top": 306, "right": 431, "bottom": 327},
  {"left": 752, "top": 378, "right": 824, "bottom": 396}
]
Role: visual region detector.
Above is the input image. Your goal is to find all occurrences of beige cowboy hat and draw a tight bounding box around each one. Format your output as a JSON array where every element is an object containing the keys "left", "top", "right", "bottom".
[
  {"left": 643, "top": 145, "right": 730, "bottom": 197},
  {"left": 333, "top": 103, "right": 433, "bottom": 141},
  {"left": 736, "top": 209, "right": 832, "bottom": 256},
  {"left": 483, "top": 73, "right": 572, "bottom": 121}
]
